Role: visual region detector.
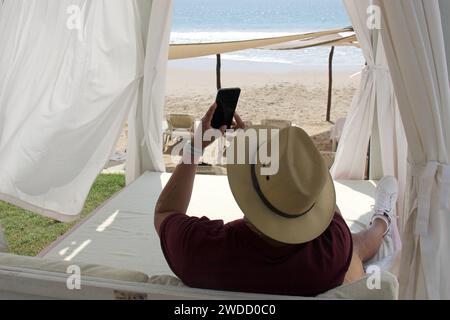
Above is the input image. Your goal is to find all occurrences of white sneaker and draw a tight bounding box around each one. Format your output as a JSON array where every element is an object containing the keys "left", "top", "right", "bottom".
[{"left": 370, "top": 176, "right": 399, "bottom": 238}]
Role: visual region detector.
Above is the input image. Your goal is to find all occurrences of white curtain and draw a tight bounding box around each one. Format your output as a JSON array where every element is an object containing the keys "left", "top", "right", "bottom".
[
  {"left": 376, "top": 0, "right": 450, "bottom": 299},
  {"left": 332, "top": 0, "right": 377, "bottom": 180},
  {"left": 335, "top": 0, "right": 407, "bottom": 238},
  {"left": 126, "top": 0, "right": 172, "bottom": 183},
  {"left": 333, "top": 0, "right": 407, "bottom": 180},
  {"left": 0, "top": 0, "right": 172, "bottom": 221},
  {"left": 440, "top": 0, "right": 450, "bottom": 78}
]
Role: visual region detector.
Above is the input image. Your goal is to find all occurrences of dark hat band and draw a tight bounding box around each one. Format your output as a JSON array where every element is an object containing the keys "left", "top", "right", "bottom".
[{"left": 250, "top": 164, "right": 315, "bottom": 219}]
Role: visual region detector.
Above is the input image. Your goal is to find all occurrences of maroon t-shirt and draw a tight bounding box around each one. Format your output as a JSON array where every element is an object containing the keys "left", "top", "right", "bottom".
[{"left": 160, "top": 212, "right": 353, "bottom": 297}]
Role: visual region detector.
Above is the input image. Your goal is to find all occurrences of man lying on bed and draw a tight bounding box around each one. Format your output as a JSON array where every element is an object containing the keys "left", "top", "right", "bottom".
[{"left": 154, "top": 103, "right": 399, "bottom": 297}]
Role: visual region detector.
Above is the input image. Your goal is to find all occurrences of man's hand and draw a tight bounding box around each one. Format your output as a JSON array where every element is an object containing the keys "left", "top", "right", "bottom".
[
  {"left": 154, "top": 103, "right": 248, "bottom": 236},
  {"left": 195, "top": 103, "right": 227, "bottom": 151},
  {"left": 232, "top": 112, "right": 247, "bottom": 130},
  {"left": 193, "top": 102, "right": 248, "bottom": 151}
]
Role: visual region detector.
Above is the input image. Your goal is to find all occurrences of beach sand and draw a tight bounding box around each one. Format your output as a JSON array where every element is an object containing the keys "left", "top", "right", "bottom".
[
  {"left": 165, "top": 59, "right": 360, "bottom": 152},
  {"left": 113, "top": 59, "right": 361, "bottom": 171}
]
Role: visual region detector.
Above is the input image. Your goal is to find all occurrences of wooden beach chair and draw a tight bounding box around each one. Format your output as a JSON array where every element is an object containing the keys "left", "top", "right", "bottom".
[
  {"left": 164, "top": 114, "right": 195, "bottom": 147},
  {"left": 330, "top": 117, "right": 346, "bottom": 152},
  {"left": 261, "top": 119, "right": 292, "bottom": 129}
]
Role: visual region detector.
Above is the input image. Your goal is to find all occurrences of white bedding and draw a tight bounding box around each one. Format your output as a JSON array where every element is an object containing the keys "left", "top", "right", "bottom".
[{"left": 40, "top": 172, "right": 393, "bottom": 275}]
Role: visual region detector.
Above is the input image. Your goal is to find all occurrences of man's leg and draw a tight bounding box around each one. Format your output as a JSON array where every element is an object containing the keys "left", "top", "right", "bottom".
[
  {"left": 343, "top": 219, "right": 387, "bottom": 284},
  {"left": 352, "top": 219, "right": 387, "bottom": 262},
  {"left": 343, "top": 176, "right": 399, "bottom": 284}
]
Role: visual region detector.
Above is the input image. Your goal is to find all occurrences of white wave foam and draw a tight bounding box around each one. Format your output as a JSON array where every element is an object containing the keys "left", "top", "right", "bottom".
[
  {"left": 204, "top": 53, "right": 293, "bottom": 65},
  {"left": 170, "top": 31, "right": 298, "bottom": 44}
]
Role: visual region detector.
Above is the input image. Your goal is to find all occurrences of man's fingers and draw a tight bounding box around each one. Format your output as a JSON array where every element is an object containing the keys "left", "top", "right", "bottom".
[
  {"left": 205, "top": 126, "right": 226, "bottom": 144},
  {"left": 204, "top": 103, "right": 217, "bottom": 123},
  {"left": 234, "top": 112, "right": 246, "bottom": 129},
  {"left": 219, "top": 125, "right": 227, "bottom": 135}
]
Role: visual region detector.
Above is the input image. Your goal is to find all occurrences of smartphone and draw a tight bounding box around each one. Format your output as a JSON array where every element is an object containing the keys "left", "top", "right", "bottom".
[{"left": 211, "top": 88, "right": 241, "bottom": 129}]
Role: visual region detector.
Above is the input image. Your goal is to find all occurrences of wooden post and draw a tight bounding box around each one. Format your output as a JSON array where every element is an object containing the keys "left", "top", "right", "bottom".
[
  {"left": 216, "top": 54, "right": 222, "bottom": 90},
  {"left": 326, "top": 46, "right": 335, "bottom": 123}
]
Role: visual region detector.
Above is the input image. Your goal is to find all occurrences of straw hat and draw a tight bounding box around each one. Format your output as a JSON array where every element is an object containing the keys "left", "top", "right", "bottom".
[{"left": 227, "top": 126, "right": 336, "bottom": 244}]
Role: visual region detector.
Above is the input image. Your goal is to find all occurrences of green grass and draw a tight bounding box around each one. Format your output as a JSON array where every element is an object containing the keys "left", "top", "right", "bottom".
[{"left": 0, "top": 174, "right": 125, "bottom": 256}]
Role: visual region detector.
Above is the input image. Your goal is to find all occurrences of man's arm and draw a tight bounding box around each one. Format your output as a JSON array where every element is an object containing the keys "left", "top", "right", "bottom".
[
  {"left": 154, "top": 103, "right": 228, "bottom": 236},
  {"left": 154, "top": 163, "right": 197, "bottom": 236}
]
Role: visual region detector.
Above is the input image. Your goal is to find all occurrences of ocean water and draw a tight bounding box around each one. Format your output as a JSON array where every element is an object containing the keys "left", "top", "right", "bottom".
[{"left": 171, "top": 0, "right": 364, "bottom": 67}]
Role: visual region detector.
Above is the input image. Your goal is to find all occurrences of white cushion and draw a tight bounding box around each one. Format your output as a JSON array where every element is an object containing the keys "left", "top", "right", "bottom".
[
  {"left": 317, "top": 272, "right": 399, "bottom": 300},
  {"left": 0, "top": 253, "right": 149, "bottom": 283},
  {"left": 148, "top": 273, "right": 399, "bottom": 300}
]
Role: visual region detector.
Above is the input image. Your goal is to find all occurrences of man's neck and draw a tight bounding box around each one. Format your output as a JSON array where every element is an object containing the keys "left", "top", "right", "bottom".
[{"left": 244, "top": 219, "right": 289, "bottom": 248}]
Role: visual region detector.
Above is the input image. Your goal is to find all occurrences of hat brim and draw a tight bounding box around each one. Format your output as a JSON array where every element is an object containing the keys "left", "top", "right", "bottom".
[{"left": 227, "top": 126, "right": 336, "bottom": 244}]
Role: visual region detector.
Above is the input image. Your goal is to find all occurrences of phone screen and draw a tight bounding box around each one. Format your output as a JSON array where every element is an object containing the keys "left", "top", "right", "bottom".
[{"left": 212, "top": 88, "right": 241, "bottom": 129}]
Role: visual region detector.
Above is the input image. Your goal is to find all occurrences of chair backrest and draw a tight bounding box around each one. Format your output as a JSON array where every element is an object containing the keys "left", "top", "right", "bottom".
[
  {"left": 330, "top": 117, "right": 346, "bottom": 152},
  {"left": 330, "top": 118, "right": 346, "bottom": 142},
  {"left": 243, "top": 121, "right": 253, "bottom": 128},
  {"left": 261, "top": 119, "right": 292, "bottom": 129},
  {"left": 167, "top": 114, "right": 195, "bottom": 132},
  {"left": 320, "top": 151, "right": 336, "bottom": 169}
]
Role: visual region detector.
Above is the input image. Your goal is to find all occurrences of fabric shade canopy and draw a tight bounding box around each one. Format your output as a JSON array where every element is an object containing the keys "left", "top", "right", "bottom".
[
  {"left": 0, "top": 0, "right": 172, "bottom": 221},
  {"left": 263, "top": 32, "right": 357, "bottom": 51},
  {"left": 169, "top": 27, "right": 356, "bottom": 60},
  {"left": 376, "top": 0, "right": 450, "bottom": 299}
]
